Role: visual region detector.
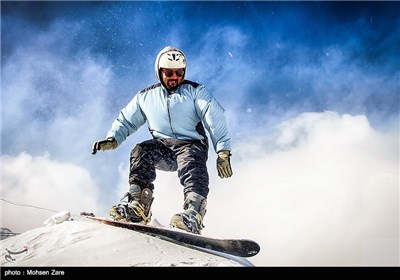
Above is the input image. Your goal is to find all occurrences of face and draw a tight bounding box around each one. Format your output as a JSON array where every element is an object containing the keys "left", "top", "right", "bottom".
[{"left": 161, "top": 68, "right": 185, "bottom": 90}]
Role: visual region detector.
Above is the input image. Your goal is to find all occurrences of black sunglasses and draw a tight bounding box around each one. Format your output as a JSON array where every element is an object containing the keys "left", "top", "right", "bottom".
[{"left": 162, "top": 69, "right": 185, "bottom": 78}]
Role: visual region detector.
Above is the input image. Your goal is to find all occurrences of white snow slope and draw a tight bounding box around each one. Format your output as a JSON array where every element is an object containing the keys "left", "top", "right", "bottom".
[{"left": 0, "top": 212, "right": 253, "bottom": 267}]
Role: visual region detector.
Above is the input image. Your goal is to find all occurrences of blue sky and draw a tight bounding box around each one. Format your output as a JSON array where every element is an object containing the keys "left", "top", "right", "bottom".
[
  {"left": 3, "top": 1, "right": 399, "bottom": 129},
  {"left": 1, "top": 1, "right": 399, "bottom": 266}
]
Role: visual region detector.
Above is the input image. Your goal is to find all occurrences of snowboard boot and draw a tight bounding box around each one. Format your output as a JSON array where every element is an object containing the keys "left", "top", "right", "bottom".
[
  {"left": 109, "top": 185, "right": 154, "bottom": 224},
  {"left": 169, "top": 192, "right": 207, "bottom": 234}
]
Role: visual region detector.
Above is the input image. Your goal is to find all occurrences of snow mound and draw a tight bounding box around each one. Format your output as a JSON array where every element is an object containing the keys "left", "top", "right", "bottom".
[{"left": 1, "top": 212, "right": 251, "bottom": 267}]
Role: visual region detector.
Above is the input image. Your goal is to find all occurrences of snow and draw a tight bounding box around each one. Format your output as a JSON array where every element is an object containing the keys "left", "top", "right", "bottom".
[
  {"left": 43, "top": 211, "right": 71, "bottom": 226},
  {"left": 0, "top": 212, "right": 252, "bottom": 267}
]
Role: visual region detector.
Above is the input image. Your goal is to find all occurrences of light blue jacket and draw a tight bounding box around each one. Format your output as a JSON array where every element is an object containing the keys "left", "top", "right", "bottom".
[{"left": 106, "top": 81, "right": 231, "bottom": 153}]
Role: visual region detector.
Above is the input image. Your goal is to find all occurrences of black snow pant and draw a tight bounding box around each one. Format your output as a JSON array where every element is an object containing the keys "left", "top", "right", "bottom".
[{"left": 129, "top": 138, "right": 209, "bottom": 198}]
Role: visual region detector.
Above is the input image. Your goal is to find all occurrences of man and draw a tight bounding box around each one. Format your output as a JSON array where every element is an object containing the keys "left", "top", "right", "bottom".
[{"left": 92, "top": 46, "right": 232, "bottom": 234}]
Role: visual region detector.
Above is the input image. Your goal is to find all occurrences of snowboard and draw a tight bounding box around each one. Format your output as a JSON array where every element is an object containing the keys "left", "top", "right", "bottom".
[{"left": 80, "top": 212, "right": 260, "bottom": 258}]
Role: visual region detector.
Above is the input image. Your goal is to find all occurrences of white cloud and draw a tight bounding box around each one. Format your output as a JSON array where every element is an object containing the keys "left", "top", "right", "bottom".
[
  {"left": 1, "top": 153, "right": 102, "bottom": 233},
  {"left": 143, "top": 111, "right": 398, "bottom": 266}
]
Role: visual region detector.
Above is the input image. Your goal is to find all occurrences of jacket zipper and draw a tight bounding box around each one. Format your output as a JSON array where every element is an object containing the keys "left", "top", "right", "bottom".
[{"left": 166, "top": 93, "right": 178, "bottom": 138}]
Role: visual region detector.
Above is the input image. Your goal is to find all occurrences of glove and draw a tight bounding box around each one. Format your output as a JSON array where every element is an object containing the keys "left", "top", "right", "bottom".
[
  {"left": 216, "top": 150, "right": 233, "bottom": 178},
  {"left": 92, "top": 137, "right": 118, "bottom": 155}
]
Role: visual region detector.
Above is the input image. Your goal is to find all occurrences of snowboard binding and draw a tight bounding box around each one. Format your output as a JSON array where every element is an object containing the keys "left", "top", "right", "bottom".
[{"left": 109, "top": 187, "right": 154, "bottom": 224}]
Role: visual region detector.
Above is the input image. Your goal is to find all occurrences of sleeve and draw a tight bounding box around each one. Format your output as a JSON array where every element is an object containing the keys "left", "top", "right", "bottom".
[
  {"left": 106, "top": 93, "right": 147, "bottom": 146},
  {"left": 194, "top": 85, "right": 232, "bottom": 153}
]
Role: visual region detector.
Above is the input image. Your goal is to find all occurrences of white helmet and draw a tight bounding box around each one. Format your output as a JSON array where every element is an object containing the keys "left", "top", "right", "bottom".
[{"left": 155, "top": 46, "right": 187, "bottom": 81}]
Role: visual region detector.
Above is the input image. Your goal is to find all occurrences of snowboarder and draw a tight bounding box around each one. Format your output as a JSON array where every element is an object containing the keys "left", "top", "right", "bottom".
[{"left": 92, "top": 46, "right": 232, "bottom": 234}]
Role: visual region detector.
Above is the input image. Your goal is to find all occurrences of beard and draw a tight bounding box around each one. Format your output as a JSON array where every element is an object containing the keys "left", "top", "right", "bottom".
[
  {"left": 165, "top": 79, "right": 180, "bottom": 91},
  {"left": 167, "top": 79, "right": 178, "bottom": 87}
]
